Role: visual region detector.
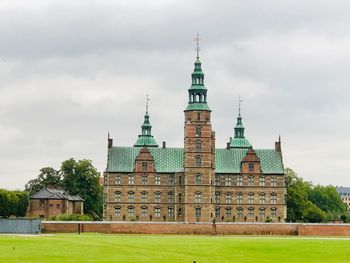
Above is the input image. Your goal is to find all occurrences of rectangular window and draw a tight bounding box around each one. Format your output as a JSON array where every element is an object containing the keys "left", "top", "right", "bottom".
[
  {"left": 128, "top": 193, "right": 134, "bottom": 203},
  {"left": 168, "top": 193, "right": 174, "bottom": 203},
  {"left": 40, "top": 200, "right": 45, "bottom": 207},
  {"left": 115, "top": 175, "right": 121, "bottom": 185},
  {"left": 195, "top": 127, "right": 201, "bottom": 137},
  {"left": 155, "top": 174, "right": 161, "bottom": 185},
  {"left": 271, "top": 208, "right": 277, "bottom": 219},
  {"left": 226, "top": 208, "right": 232, "bottom": 218},
  {"left": 248, "top": 208, "right": 254, "bottom": 218},
  {"left": 225, "top": 193, "right": 232, "bottom": 204},
  {"left": 168, "top": 207, "right": 174, "bottom": 219},
  {"left": 155, "top": 192, "right": 161, "bottom": 203},
  {"left": 195, "top": 156, "right": 201, "bottom": 166},
  {"left": 237, "top": 175, "right": 243, "bottom": 186},
  {"left": 168, "top": 175, "right": 174, "bottom": 186},
  {"left": 248, "top": 193, "right": 254, "bottom": 204},
  {"left": 225, "top": 176, "right": 232, "bottom": 186},
  {"left": 128, "top": 207, "right": 134, "bottom": 217},
  {"left": 248, "top": 176, "right": 254, "bottom": 187},
  {"left": 237, "top": 193, "right": 243, "bottom": 204},
  {"left": 195, "top": 207, "right": 201, "bottom": 218},
  {"left": 115, "top": 192, "right": 121, "bottom": 203},
  {"left": 179, "top": 176, "right": 182, "bottom": 186},
  {"left": 142, "top": 162, "right": 148, "bottom": 172},
  {"left": 128, "top": 175, "right": 134, "bottom": 185},
  {"left": 195, "top": 173, "right": 202, "bottom": 185},
  {"left": 141, "top": 207, "right": 147, "bottom": 217},
  {"left": 115, "top": 207, "right": 121, "bottom": 217},
  {"left": 215, "top": 207, "right": 220, "bottom": 218},
  {"left": 271, "top": 194, "right": 277, "bottom": 205},
  {"left": 155, "top": 207, "right": 161, "bottom": 217},
  {"left": 237, "top": 208, "right": 243, "bottom": 218},
  {"left": 178, "top": 193, "right": 182, "bottom": 203},
  {"left": 215, "top": 175, "right": 221, "bottom": 186},
  {"left": 215, "top": 192, "right": 220, "bottom": 204},
  {"left": 141, "top": 192, "right": 147, "bottom": 203},
  {"left": 195, "top": 141, "right": 201, "bottom": 152},
  {"left": 259, "top": 194, "right": 265, "bottom": 204},
  {"left": 104, "top": 175, "right": 107, "bottom": 185},
  {"left": 248, "top": 162, "right": 254, "bottom": 172},
  {"left": 259, "top": 209, "right": 265, "bottom": 218},
  {"left": 271, "top": 176, "right": 277, "bottom": 187},
  {"left": 142, "top": 175, "right": 148, "bottom": 185},
  {"left": 195, "top": 192, "right": 201, "bottom": 203},
  {"left": 259, "top": 176, "right": 265, "bottom": 187}
]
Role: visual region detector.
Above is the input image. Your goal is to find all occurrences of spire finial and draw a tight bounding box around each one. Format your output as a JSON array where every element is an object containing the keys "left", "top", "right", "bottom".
[
  {"left": 238, "top": 96, "right": 243, "bottom": 116},
  {"left": 146, "top": 93, "right": 150, "bottom": 114},
  {"left": 194, "top": 33, "right": 200, "bottom": 59}
]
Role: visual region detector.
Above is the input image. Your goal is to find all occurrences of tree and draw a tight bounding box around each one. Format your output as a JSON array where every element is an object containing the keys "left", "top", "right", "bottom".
[
  {"left": 25, "top": 167, "right": 62, "bottom": 195},
  {"left": 0, "top": 189, "right": 29, "bottom": 218},
  {"left": 308, "top": 185, "right": 346, "bottom": 214},
  {"left": 61, "top": 158, "right": 103, "bottom": 218},
  {"left": 303, "top": 201, "right": 326, "bottom": 223}
]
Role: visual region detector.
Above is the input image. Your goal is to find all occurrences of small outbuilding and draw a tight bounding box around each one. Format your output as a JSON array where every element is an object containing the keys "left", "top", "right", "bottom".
[{"left": 27, "top": 187, "right": 84, "bottom": 219}]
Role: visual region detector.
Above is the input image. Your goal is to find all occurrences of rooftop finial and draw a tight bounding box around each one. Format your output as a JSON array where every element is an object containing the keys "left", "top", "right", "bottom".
[
  {"left": 194, "top": 33, "right": 200, "bottom": 59},
  {"left": 238, "top": 96, "right": 243, "bottom": 116},
  {"left": 146, "top": 93, "right": 150, "bottom": 114}
]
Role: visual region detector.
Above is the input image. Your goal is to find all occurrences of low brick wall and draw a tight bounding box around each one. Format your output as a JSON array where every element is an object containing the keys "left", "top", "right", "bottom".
[{"left": 298, "top": 224, "right": 350, "bottom": 236}]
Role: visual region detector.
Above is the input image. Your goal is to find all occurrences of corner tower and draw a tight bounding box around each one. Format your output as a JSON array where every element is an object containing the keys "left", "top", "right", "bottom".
[{"left": 183, "top": 41, "right": 215, "bottom": 222}]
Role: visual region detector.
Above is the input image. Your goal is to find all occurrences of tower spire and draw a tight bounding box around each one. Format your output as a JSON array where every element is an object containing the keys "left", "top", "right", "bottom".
[
  {"left": 194, "top": 33, "right": 200, "bottom": 59},
  {"left": 146, "top": 93, "right": 150, "bottom": 114},
  {"left": 229, "top": 97, "right": 251, "bottom": 148}
]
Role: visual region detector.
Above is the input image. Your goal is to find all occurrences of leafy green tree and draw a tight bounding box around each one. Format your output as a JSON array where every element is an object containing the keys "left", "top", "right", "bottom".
[
  {"left": 308, "top": 185, "right": 346, "bottom": 214},
  {"left": 303, "top": 201, "right": 326, "bottom": 223},
  {"left": 0, "top": 189, "right": 29, "bottom": 218},
  {"left": 0, "top": 189, "right": 11, "bottom": 217},
  {"left": 61, "top": 158, "right": 103, "bottom": 218},
  {"left": 25, "top": 167, "right": 62, "bottom": 195},
  {"left": 15, "top": 191, "right": 29, "bottom": 217}
]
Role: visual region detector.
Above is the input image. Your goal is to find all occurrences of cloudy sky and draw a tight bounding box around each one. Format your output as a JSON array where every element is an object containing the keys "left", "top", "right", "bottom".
[{"left": 1, "top": 0, "right": 349, "bottom": 190}]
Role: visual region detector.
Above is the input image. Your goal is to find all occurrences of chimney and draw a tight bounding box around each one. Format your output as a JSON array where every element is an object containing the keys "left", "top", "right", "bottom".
[
  {"left": 162, "top": 141, "right": 166, "bottom": 149},
  {"left": 108, "top": 133, "right": 113, "bottom": 149},
  {"left": 275, "top": 135, "right": 281, "bottom": 153},
  {"left": 226, "top": 142, "right": 230, "bottom": 150}
]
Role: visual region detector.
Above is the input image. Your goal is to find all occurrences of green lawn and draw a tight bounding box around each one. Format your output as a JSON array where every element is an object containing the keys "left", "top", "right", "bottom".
[{"left": 1, "top": 234, "right": 350, "bottom": 263}]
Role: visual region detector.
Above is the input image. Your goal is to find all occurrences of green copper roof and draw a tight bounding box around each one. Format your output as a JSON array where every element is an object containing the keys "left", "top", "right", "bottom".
[
  {"left": 230, "top": 137, "right": 252, "bottom": 148},
  {"left": 134, "top": 136, "right": 159, "bottom": 147},
  {"left": 185, "top": 103, "right": 211, "bottom": 111},
  {"left": 107, "top": 147, "right": 284, "bottom": 174}
]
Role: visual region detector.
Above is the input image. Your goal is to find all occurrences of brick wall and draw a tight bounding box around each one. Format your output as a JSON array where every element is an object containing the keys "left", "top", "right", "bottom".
[{"left": 41, "top": 222, "right": 350, "bottom": 236}]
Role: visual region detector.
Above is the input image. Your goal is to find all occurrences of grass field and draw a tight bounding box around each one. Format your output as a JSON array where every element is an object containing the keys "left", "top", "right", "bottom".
[{"left": 1, "top": 234, "right": 350, "bottom": 263}]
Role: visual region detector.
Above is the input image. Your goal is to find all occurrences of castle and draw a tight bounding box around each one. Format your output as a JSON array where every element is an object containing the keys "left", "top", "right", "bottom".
[{"left": 103, "top": 50, "right": 286, "bottom": 223}]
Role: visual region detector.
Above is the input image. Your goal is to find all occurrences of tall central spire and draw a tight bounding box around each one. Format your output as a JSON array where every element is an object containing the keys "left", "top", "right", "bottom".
[
  {"left": 134, "top": 94, "right": 159, "bottom": 147},
  {"left": 185, "top": 34, "right": 210, "bottom": 111}
]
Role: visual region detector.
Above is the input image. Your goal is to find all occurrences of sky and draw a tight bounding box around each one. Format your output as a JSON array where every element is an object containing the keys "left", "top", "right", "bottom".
[{"left": 1, "top": 0, "right": 349, "bottom": 190}]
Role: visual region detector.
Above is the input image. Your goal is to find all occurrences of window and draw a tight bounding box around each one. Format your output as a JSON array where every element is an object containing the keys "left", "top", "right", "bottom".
[
  {"left": 237, "top": 175, "right": 243, "bottom": 186},
  {"left": 104, "top": 175, "right": 107, "bottom": 185},
  {"left": 225, "top": 193, "right": 232, "bottom": 204},
  {"left": 271, "top": 193, "right": 277, "bottom": 205},
  {"left": 179, "top": 176, "right": 182, "bottom": 185},
  {"left": 259, "top": 208, "right": 265, "bottom": 218},
  {"left": 115, "top": 175, "right": 121, "bottom": 185},
  {"left": 226, "top": 208, "right": 232, "bottom": 218},
  {"left": 141, "top": 207, "right": 147, "bottom": 217},
  {"left": 155, "top": 192, "right": 161, "bottom": 203},
  {"left": 195, "top": 207, "right": 201, "bottom": 218},
  {"left": 142, "top": 174, "right": 148, "bottom": 185},
  {"left": 115, "top": 207, "right": 121, "bottom": 217},
  {"left": 178, "top": 208, "right": 182, "bottom": 217},
  {"left": 271, "top": 176, "right": 277, "bottom": 187},
  {"left": 215, "top": 192, "right": 220, "bottom": 204},
  {"left": 195, "top": 126, "right": 201, "bottom": 137},
  {"left": 141, "top": 192, "right": 148, "bottom": 203},
  {"left": 237, "top": 193, "right": 243, "bottom": 204},
  {"left": 248, "top": 208, "right": 254, "bottom": 218},
  {"left": 271, "top": 208, "right": 277, "bottom": 219},
  {"left": 115, "top": 192, "right": 121, "bottom": 202},
  {"left": 215, "top": 175, "right": 221, "bottom": 186},
  {"left": 248, "top": 176, "right": 254, "bottom": 186},
  {"left": 178, "top": 193, "right": 182, "bottom": 203},
  {"left": 168, "top": 175, "right": 174, "bottom": 186},
  {"left": 259, "top": 193, "right": 265, "bottom": 204},
  {"left": 248, "top": 193, "right": 254, "bottom": 204},
  {"left": 155, "top": 174, "right": 161, "bottom": 185},
  {"left": 128, "top": 207, "right": 134, "bottom": 217},
  {"left": 195, "top": 192, "right": 202, "bottom": 203},
  {"left": 155, "top": 207, "right": 161, "bottom": 217},
  {"left": 248, "top": 162, "right": 254, "bottom": 172},
  {"left": 56, "top": 204, "right": 60, "bottom": 208},
  {"left": 168, "top": 207, "right": 174, "bottom": 219},
  {"left": 128, "top": 175, "right": 134, "bottom": 185},
  {"left": 195, "top": 141, "right": 201, "bottom": 152},
  {"left": 225, "top": 176, "right": 232, "bottom": 186},
  {"left": 259, "top": 176, "right": 265, "bottom": 187},
  {"left": 168, "top": 192, "right": 174, "bottom": 203},
  {"left": 195, "top": 173, "right": 202, "bottom": 185},
  {"left": 195, "top": 156, "right": 201, "bottom": 166},
  {"left": 40, "top": 200, "right": 45, "bottom": 207},
  {"left": 142, "top": 162, "right": 148, "bottom": 172},
  {"left": 197, "top": 112, "right": 200, "bottom": 120},
  {"left": 128, "top": 192, "right": 134, "bottom": 203},
  {"left": 237, "top": 207, "right": 243, "bottom": 218},
  {"left": 215, "top": 207, "right": 220, "bottom": 218}
]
